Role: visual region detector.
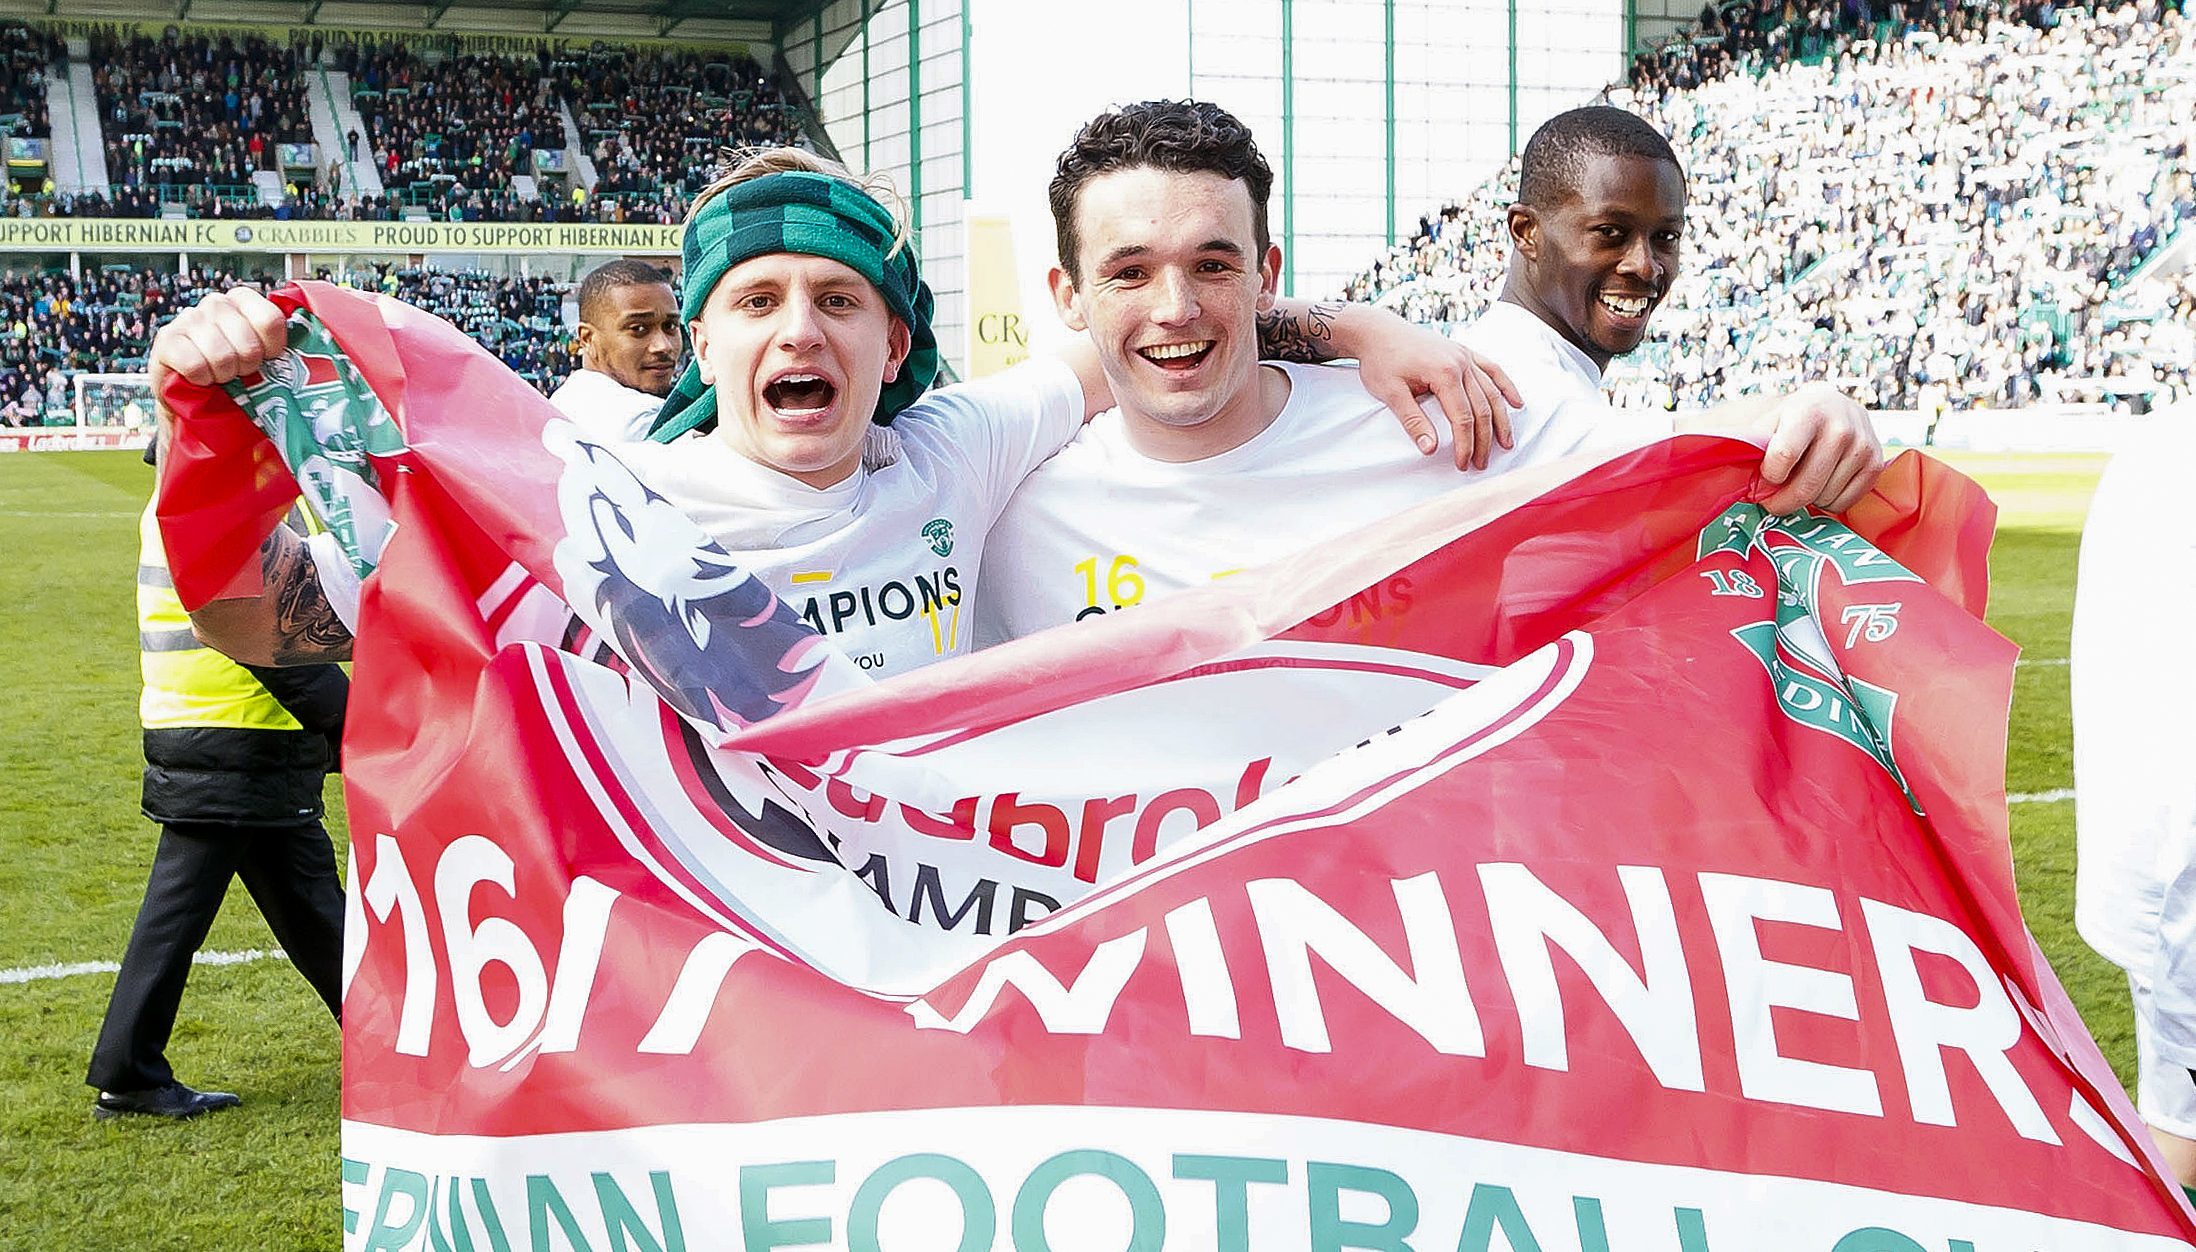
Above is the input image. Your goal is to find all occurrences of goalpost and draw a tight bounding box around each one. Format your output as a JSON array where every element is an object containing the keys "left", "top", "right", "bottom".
[
  {"left": 72, "top": 372, "right": 159, "bottom": 432},
  {"left": 0, "top": 373, "right": 159, "bottom": 452},
  {"left": 0, "top": 372, "right": 166, "bottom": 450}
]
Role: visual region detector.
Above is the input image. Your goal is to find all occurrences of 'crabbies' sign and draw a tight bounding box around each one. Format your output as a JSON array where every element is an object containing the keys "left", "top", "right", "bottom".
[{"left": 156, "top": 283, "right": 2196, "bottom": 1250}]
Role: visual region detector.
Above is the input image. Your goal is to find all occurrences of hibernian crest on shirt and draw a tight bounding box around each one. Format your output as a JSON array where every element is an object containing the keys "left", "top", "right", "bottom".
[{"left": 921, "top": 517, "right": 955, "bottom": 558}]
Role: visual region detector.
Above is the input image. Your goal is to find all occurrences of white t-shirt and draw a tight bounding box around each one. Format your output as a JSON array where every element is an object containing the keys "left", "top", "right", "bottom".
[
  {"left": 615, "top": 357, "right": 1085, "bottom": 677},
  {"left": 1459, "top": 299, "right": 1612, "bottom": 417},
  {"left": 975, "top": 315, "right": 1667, "bottom": 645},
  {"left": 308, "top": 359, "right": 1083, "bottom": 680},
  {"left": 2072, "top": 418, "right": 2196, "bottom": 1066},
  {"left": 550, "top": 368, "right": 665, "bottom": 443}
]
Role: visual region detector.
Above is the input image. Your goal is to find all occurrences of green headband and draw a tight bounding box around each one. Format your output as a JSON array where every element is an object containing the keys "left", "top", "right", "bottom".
[{"left": 648, "top": 170, "right": 938, "bottom": 443}]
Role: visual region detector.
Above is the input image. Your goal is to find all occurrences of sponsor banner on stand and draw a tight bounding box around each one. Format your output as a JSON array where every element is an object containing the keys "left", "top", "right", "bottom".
[
  {"left": 155, "top": 283, "right": 2196, "bottom": 1251},
  {"left": 0, "top": 427, "right": 151, "bottom": 453},
  {"left": 0, "top": 219, "right": 682, "bottom": 254}
]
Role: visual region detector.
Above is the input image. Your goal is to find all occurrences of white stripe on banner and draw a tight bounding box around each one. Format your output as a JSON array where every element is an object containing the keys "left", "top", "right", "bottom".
[
  {"left": 339, "top": 1106, "right": 2191, "bottom": 1249},
  {"left": 0, "top": 947, "right": 281, "bottom": 986},
  {"left": 2010, "top": 789, "right": 2076, "bottom": 805}
]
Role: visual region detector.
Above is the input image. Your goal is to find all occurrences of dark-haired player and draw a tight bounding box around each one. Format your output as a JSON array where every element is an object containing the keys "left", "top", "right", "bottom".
[
  {"left": 550, "top": 258, "right": 682, "bottom": 442},
  {"left": 1477, "top": 104, "right": 1688, "bottom": 392},
  {"left": 1466, "top": 105, "right": 1875, "bottom": 507},
  {"left": 976, "top": 100, "right": 1885, "bottom": 645}
]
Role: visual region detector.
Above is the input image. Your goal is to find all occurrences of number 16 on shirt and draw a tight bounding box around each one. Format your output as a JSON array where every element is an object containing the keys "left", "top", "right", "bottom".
[{"left": 1074, "top": 554, "right": 1146, "bottom": 620}]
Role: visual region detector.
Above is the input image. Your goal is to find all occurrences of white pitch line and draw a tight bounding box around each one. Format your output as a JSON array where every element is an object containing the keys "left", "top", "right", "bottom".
[
  {"left": 0, "top": 510, "right": 137, "bottom": 519},
  {"left": 2018, "top": 657, "right": 2070, "bottom": 667},
  {"left": 0, "top": 947, "right": 281, "bottom": 986},
  {"left": 2009, "top": 788, "right": 2075, "bottom": 805}
]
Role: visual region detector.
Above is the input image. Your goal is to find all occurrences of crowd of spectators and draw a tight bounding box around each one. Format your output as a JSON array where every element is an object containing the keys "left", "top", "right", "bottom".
[
  {"left": 339, "top": 39, "right": 565, "bottom": 206},
  {"left": 1345, "top": 0, "right": 2196, "bottom": 414},
  {"left": 31, "top": 184, "right": 334, "bottom": 219},
  {"left": 0, "top": 267, "right": 241, "bottom": 425},
  {"left": 13, "top": 178, "right": 691, "bottom": 222},
  {"left": 334, "top": 41, "right": 800, "bottom": 224},
  {"left": 322, "top": 264, "right": 577, "bottom": 385},
  {"left": 562, "top": 47, "right": 798, "bottom": 220},
  {"left": 0, "top": 262, "right": 582, "bottom": 424},
  {"left": 330, "top": 39, "right": 804, "bottom": 224},
  {"left": 20, "top": 184, "right": 577, "bottom": 222},
  {"left": 340, "top": 185, "right": 587, "bottom": 222},
  {"left": 1628, "top": 0, "right": 2065, "bottom": 94},
  {"left": 3, "top": 25, "right": 814, "bottom": 221},
  {"left": 1, "top": 22, "right": 63, "bottom": 138},
  {"left": 89, "top": 30, "right": 313, "bottom": 200}
]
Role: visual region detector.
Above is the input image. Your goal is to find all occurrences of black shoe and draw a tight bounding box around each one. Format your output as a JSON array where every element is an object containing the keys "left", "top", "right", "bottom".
[{"left": 93, "top": 1081, "right": 242, "bottom": 1121}]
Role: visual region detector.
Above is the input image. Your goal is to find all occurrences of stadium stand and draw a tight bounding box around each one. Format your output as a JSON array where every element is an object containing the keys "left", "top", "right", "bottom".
[
  {"left": 338, "top": 39, "right": 566, "bottom": 219},
  {"left": 1346, "top": 0, "right": 2196, "bottom": 414},
  {"left": 0, "top": 22, "right": 62, "bottom": 140},
  {"left": 36, "top": 182, "right": 359, "bottom": 220},
  {"left": 0, "top": 24, "right": 819, "bottom": 419},
  {"left": 559, "top": 47, "right": 801, "bottom": 223},
  {"left": 0, "top": 267, "right": 232, "bottom": 425},
  {"left": 24, "top": 5, "right": 2175, "bottom": 424},
  {"left": 4, "top": 26, "right": 810, "bottom": 223},
  {"left": 327, "top": 264, "right": 577, "bottom": 385},
  {"left": 0, "top": 264, "right": 575, "bottom": 428},
  {"left": 1627, "top": 0, "right": 2062, "bottom": 94},
  {"left": 88, "top": 30, "right": 314, "bottom": 215}
]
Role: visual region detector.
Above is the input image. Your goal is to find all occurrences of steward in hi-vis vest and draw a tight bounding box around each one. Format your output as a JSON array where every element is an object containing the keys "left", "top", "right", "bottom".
[
  {"left": 136, "top": 501, "right": 345, "bottom": 823},
  {"left": 86, "top": 447, "right": 351, "bottom": 1122}
]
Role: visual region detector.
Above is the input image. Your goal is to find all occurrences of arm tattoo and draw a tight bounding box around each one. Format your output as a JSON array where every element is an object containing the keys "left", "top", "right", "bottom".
[
  {"left": 263, "top": 527, "right": 355, "bottom": 664},
  {"left": 1256, "top": 301, "right": 1343, "bottom": 363}
]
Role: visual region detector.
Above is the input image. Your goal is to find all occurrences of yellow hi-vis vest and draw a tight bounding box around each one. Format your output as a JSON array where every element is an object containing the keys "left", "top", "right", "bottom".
[{"left": 137, "top": 501, "right": 303, "bottom": 733}]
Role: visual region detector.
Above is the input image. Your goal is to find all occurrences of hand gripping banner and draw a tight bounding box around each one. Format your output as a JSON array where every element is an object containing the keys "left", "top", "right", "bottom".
[{"left": 157, "top": 284, "right": 2196, "bottom": 1251}]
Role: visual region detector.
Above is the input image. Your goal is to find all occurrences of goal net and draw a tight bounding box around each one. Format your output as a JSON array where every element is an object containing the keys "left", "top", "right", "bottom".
[{"left": 72, "top": 372, "right": 157, "bottom": 431}]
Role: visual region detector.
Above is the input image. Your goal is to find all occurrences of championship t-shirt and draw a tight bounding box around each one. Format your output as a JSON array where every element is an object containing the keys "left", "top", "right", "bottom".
[
  {"left": 550, "top": 368, "right": 665, "bottom": 444},
  {"left": 310, "top": 358, "right": 1084, "bottom": 680},
  {"left": 975, "top": 330, "right": 1668, "bottom": 645},
  {"left": 615, "top": 357, "right": 1084, "bottom": 677}
]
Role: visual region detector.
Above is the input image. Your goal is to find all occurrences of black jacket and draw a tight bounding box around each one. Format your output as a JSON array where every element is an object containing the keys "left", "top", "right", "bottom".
[{"left": 141, "top": 663, "right": 349, "bottom": 828}]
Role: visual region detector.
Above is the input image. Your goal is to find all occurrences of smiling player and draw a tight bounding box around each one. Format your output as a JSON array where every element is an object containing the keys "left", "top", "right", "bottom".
[
  {"left": 975, "top": 101, "right": 1884, "bottom": 645},
  {"left": 1495, "top": 106, "right": 1685, "bottom": 374},
  {"left": 1463, "top": 107, "right": 1879, "bottom": 504}
]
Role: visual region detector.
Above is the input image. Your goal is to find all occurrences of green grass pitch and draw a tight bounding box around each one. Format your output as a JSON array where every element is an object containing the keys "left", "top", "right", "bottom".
[{"left": 0, "top": 446, "right": 2123, "bottom": 1248}]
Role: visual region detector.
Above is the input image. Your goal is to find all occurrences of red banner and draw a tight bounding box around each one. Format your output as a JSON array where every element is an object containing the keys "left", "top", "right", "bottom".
[{"left": 160, "top": 284, "right": 2195, "bottom": 1251}]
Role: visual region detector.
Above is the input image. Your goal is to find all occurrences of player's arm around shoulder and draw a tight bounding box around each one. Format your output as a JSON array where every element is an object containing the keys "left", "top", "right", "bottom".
[
  {"left": 1262, "top": 299, "right": 1524, "bottom": 472},
  {"left": 152, "top": 287, "right": 356, "bottom": 666},
  {"left": 909, "top": 353, "right": 1091, "bottom": 516}
]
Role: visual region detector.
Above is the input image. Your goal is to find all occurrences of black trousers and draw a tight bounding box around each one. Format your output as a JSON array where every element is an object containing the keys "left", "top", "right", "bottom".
[{"left": 85, "top": 819, "right": 344, "bottom": 1094}]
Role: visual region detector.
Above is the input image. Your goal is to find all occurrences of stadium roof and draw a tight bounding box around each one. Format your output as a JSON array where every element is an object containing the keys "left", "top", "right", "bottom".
[{"left": 5, "top": 0, "right": 837, "bottom": 44}]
